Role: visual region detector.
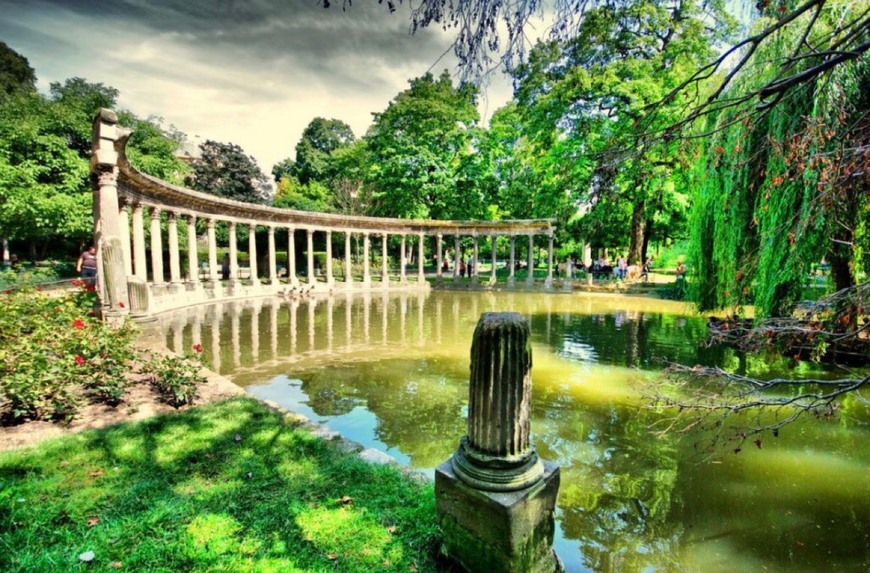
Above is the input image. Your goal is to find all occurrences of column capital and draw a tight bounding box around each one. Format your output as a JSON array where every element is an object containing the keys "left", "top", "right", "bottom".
[{"left": 149, "top": 206, "right": 162, "bottom": 219}]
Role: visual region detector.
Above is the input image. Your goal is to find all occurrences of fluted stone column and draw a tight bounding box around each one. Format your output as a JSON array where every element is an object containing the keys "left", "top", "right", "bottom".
[
  {"left": 400, "top": 234, "right": 407, "bottom": 283},
  {"left": 118, "top": 202, "right": 132, "bottom": 277},
  {"left": 132, "top": 203, "right": 147, "bottom": 280},
  {"left": 381, "top": 233, "right": 389, "bottom": 287},
  {"left": 207, "top": 219, "right": 218, "bottom": 284},
  {"left": 345, "top": 232, "right": 353, "bottom": 287},
  {"left": 363, "top": 232, "right": 371, "bottom": 287},
  {"left": 248, "top": 224, "right": 260, "bottom": 287},
  {"left": 167, "top": 212, "right": 182, "bottom": 284},
  {"left": 325, "top": 229, "right": 334, "bottom": 286},
  {"left": 267, "top": 225, "right": 278, "bottom": 286},
  {"left": 508, "top": 236, "right": 516, "bottom": 286},
  {"left": 187, "top": 215, "right": 199, "bottom": 285},
  {"left": 228, "top": 222, "right": 239, "bottom": 288},
  {"left": 490, "top": 235, "right": 497, "bottom": 284},
  {"left": 436, "top": 312, "right": 560, "bottom": 573},
  {"left": 306, "top": 228, "right": 315, "bottom": 286},
  {"left": 436, "top": 233, "right": 443, "bottom": 282},
  {"left": 526, "top": 235, "right": 535, "bottom": 285},
  {"left": 454, "top": 235, "right": 461, "bottom": 283},
  {"left": 417, "top": 232, "right": 425, "bottom": 284},
  {"left": 150, "top": 208, "right": 164, "bottom": 284},
  {"left": 288, "top": 227, "right": 298, "bottom": 285},
  {"left": 544, "top": 233, "right": 554, "bottom": 289}
]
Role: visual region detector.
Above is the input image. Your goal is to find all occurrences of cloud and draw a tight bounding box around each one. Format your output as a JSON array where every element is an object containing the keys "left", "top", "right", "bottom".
[{"left": 0, "top": 0, "right": 513, "bottom": 171}]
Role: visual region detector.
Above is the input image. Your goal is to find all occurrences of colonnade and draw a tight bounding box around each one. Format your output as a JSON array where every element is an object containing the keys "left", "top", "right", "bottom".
[{"left": 90, "top": 109, "right": 558, "bottom": 320}]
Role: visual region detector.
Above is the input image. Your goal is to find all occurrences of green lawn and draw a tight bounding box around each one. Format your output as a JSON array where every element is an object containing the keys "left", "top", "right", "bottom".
[{"left": 0, "top": 398, "right": 442, "bottom": 572}]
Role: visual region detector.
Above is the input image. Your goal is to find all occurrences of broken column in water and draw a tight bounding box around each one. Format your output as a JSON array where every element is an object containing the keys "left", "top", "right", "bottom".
[{"left": 436, "top": 312, "right": 562, "bottom": 573}]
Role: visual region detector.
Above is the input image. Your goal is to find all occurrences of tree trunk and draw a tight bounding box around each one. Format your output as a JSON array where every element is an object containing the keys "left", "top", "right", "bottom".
[
  {"left": 641, "top": 216, "right": 654, "bottom": 262},
  {"left": 627, "top": 200, "right": 645, "bottom": 266}
]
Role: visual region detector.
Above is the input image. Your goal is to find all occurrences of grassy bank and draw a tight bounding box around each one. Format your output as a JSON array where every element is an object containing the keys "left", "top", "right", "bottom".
[{"left": 0, "top": 397, "right": 442, "bottom": 572}]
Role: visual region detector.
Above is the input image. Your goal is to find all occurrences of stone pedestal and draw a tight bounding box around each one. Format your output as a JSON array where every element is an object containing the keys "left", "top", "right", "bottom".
[
  {"left": 436, "top": 460, "right": 562, "bottom": 573},
  {"left": 437, "top": 312, "right": 561, "bottom": 572}
]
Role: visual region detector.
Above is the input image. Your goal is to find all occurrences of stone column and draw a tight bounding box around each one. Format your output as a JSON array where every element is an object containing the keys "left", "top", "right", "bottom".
[
  {"left": 267, "top": 225, "right": 279, "bottom": 286},
  {"left": 526, "top": 235, "right": 535, "bottom": 285},
  {"left": 118, "top": 202, "right": 132, "bottom": 277},
  {"left": 288, "top": 227, "right": 298, "bottom": 285},
  {"left": 90, "top": 109, "right": 129, "bottom": 321},
  {"left": 150, "top": 207, "right": 164, "bottom": 284},
  {"left": 228, "top": 222, "right": 239, "bottom": 288},
  {"left": 454, "top": 234, "right": 461, "bottom": 283},
  {"left": 306, "top": 228, "right": 316, "bottom": 286},
  {"left": 436, "top": 233, "right": 443, "bottom": 282},
  {"left": 187, "top": 215, "right": 199, "bottom": 285},
  {"left": 132, "top": 203, "right": 147, "bottom": 280},
  {"left": 381, "top": 232, "right": 389, "bottom": 287},
  {"left": 400, "top": 234, "right": 407, "bottom": 283},
  {"left": 345, "top": 232, "right": 353, "bottom": 287},
  {"left": 363, "top": 232, "right": 371, "bottom": 287},
  {"left": 436, "top": 312, "right": 560, "bottom": 573},
  {"left": 583, "top": 242, "right": 592, "bottom": 269},
  {"left": 167, "top": 212, "right": 182, "bottom": 284},
  {"left": 508, "top": 236, "right": 516, "bottom": 286},
  {"left": 325, "top": 229, "right": 334, "bottom": 286},
  {"left": 490, "top": 235, "right": 497, "bottom": 285},
  {"left": 207, "top": 219, "right": 218, "bottom": 284},
  {"left": 417, "top": 232, "right": 425, "bottom": 284},
  {"left": 544, "top": 233, "right": 554, "bottom": 289},
  {"left": 248, "top": 224, "right": 260, "bottom": 287}
]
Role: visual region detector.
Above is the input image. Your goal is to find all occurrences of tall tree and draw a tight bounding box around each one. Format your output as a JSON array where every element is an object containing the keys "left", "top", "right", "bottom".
[
  {"left": 0, "top": 41, "right": 36, "bottom": 99},
  {"left": 508, "top": 0, "right": 733, "bottom": 262},
  {"left": 292, "top": 117, "right": 356, "bottom": 185},
  {"left": 365, "top": 71, "right": 483, "bottom": 220},
  {"left": 187, "top": 140, "right": 269, "bottom": 203}
]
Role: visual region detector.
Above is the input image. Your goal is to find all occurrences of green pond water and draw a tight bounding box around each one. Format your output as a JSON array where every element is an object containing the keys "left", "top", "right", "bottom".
[{"left": 160, "top": 291, "right": 870, "bottom": 572}]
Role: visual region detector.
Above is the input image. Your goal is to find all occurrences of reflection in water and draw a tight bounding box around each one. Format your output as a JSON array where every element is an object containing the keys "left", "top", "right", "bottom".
[{"left": 159, "top": 291, "right": 870, "bottom": 573}]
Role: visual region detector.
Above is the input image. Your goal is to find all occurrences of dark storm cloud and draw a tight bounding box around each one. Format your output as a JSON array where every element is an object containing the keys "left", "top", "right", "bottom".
[{"left": 0, "top": 0, "right": 453, "bottom": 94}]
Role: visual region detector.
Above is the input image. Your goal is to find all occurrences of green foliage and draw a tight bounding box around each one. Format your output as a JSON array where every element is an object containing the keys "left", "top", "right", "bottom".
[
  {"left": 687, "top": 4, "right": 870, "bottom": 315},
  {"left": 365, "top": 71, "right": 484, "bottom": 220},
  {"left": 119, "top": 113, "right": 189, "bottom": 184},
  {"left": 0, "top": 398, "right": 441, "bottom": 571},
  {"left": 0, "top": 41, "right": 36, "bottom": 99},
  {"left": 0, "top": 286, "right": 135, "bottom": 422},
  {"left": 143, "top": 353, "right": 204, "bottom": 407}
]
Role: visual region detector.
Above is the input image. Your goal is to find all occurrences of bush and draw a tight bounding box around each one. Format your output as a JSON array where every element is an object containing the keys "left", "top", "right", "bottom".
[
  {"left": 143, "top": 352, "right": 204, "bottom": 407},
  {"left": 0, "top": 285, "right": 136, "bottom": 422}
]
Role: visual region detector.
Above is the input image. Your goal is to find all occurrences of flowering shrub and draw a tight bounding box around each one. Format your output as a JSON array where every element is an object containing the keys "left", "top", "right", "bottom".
[
  {"left": 142, "top": 348, "right": 204, "bottom": 408},
  {"left": 0, "top": 285, "right": 135, "bottom": 422}
]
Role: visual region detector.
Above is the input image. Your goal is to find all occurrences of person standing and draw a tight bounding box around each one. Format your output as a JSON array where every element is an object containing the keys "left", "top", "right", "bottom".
[
  {"left": 76, "top": 246, "right": 97, "bottom": 286},
  {"left": 617, "top": 256, "right": 627, "bottom": 281}
]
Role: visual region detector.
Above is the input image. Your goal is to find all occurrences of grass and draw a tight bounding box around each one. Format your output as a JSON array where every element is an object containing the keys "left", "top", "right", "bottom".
[{"left": 0, "top": 397, "right": 442, "bottom": 572}]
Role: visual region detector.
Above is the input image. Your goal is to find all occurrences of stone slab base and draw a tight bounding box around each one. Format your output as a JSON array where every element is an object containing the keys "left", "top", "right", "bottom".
[{"left": 435, "top": 458, "right": 562, "bottom": 573}]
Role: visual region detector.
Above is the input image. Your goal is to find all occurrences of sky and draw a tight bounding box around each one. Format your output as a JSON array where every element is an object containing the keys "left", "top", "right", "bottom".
[{"left": 0, "top": 0, "right": 514, "bottom": 174}]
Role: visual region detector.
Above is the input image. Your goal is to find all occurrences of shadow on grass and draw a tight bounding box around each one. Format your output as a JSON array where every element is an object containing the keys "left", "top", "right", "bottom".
[{"left": 0, "top": 397, "right": 445, "bottom": 572}]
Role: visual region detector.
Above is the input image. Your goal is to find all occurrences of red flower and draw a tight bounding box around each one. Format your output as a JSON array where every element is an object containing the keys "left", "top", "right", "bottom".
[
  {"left": 118, "top": 301, "right": 125, "bottom": 308},
  {"left": 73, "top": 319, "right": 85, "bottom": 330},
  {"left": 86, "top": 285, "right": 96, "bottom": 292},
  {"left": 192, "top": 343, "right": 203, "bottom": 353},
  {"left": 71, "top": 279, "right": 83, "bottom": 287},
  {"left": 75, "top": 356, "right": 85, "bottom": 366},
  {"left": 36, "top": 286, "right": 42, "bottom": 292}
]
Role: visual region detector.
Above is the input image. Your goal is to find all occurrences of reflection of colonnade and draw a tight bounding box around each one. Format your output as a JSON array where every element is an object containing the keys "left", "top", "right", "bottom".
[
  {"left": 157, "top": 291, "right": 575, "bottom": 381},
  {"left": 158, "top": 292, "right": 439, "bottom": 378},
  {"left": 90, "top": 110, "right": 559, "bottom": 321}
]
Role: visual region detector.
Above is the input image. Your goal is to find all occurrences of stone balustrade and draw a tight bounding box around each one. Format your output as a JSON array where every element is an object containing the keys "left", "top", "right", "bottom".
[{"left": 90, "top": 109, "right": 562, "bottom": 320}]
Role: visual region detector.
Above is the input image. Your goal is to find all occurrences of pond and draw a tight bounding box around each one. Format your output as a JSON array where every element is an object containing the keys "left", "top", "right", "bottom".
[{"left": 159, "top": 291, "right": 869, "bottom": 572}]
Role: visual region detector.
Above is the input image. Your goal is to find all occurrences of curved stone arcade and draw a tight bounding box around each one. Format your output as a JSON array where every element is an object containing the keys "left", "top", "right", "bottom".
[{"left": 90, "top": 109, "right": 562, "bottom": 321}]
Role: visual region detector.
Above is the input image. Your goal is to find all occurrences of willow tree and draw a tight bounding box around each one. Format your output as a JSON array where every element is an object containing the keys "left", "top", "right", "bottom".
[{"left": 688, "top": 0, "right": 869, "bottom": 318}]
